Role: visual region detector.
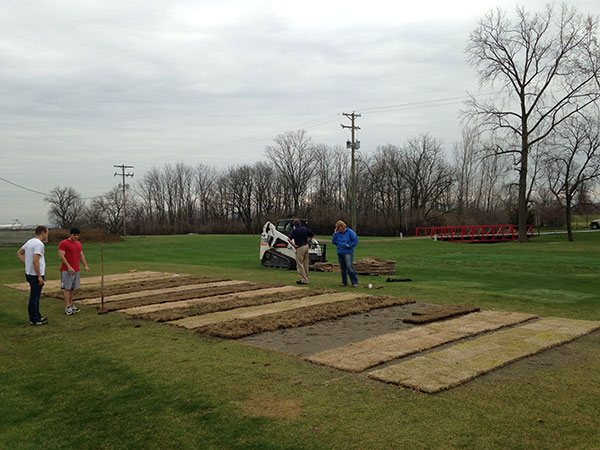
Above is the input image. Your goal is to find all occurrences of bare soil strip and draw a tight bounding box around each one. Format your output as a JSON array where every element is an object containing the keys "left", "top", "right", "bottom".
[
  {"left": 4, "top": 270, "right": 167, "bottom": 291},
  {"left": 368, "top": 317, "right": 600, "bottom": 393},
  {"left": 403, "top": 305, "right": 480, "bottom": 324},
  {"left": 306, "top": 310, "right": 536, "bottom": 372},
  {"left": 195, "top": 296, "right": 416, "bottom": 339},
  {"left": 79, "top": 280, "right": 249, "bottom": 305},
  {"left": 43, "top": 275, "right": 229, "bottom": 300},
  {"left": 169, "top": 292, "right": 367, "bottom": 330},
  {"left": 94, "top": 283, "right": 277, "bottom": 312},
  {"left": 126, "top": 287, "right": 333, "bottom": 322}
]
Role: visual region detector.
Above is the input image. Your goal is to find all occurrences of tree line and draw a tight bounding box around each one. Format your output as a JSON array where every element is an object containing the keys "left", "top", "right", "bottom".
[{"left": 45, "top": 118, "right": 600, "bottom": 239}]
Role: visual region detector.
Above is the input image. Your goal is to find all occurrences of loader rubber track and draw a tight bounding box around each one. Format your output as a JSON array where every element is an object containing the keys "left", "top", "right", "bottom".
[{"left": 261, "top": 248, "right": 296, "bottom": 270}]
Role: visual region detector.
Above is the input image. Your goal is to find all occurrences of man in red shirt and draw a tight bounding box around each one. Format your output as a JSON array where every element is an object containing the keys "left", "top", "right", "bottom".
[{"left": 58, "top": 227, "right": 90, "bottom": 315}]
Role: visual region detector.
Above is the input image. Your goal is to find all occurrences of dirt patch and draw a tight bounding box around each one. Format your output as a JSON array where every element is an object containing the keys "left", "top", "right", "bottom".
[
  {"left": 43, "top": 275, "right": 230, "bottom": 300},
  {"left": 194, "top": 295, "right": 416, "bottom": 339},
  {"left": 134, "top": 288, "right": 335, "bottom": 322},
  {"left": 240, "top": 395, "right": 302, "bottom": 419},
  {"left": 403, "top": 304, "right": 480, "bottom": 324},
  {"left": 97, "top": 283, "right": 277, "bottom": 312},
  {"left": 368, "top": 317, "right": 600, "bottom": 393},
  {"left": 47, "top": 228, "right": 124, "bottom": 244},
  {"left": 240, "top": 303, "right": 434, "bottom": 356}
]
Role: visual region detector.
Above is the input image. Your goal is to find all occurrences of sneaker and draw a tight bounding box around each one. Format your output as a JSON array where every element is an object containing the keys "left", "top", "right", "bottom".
[
  {"left": 339, "top": 283, "right": 347, "bottom": 287},
  {"left": 352, "top": 284, "right": 359, "bottom": 288},
  {"left": 65, "top": 307, "right": 74, "bottom": 316},
  {"left": 70, "top": 305, "right": 80, "bottom": 313},
  {"left": 30, "top": 317, "right": 48, "bottom": 326}
]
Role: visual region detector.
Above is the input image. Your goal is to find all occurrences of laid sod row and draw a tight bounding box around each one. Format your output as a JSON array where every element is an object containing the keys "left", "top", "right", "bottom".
[
  {"left": 403, "top": 304, "right": 480, "bottom": 324},
  {"left": 92, "top": 283, "right": 279, "bottom": 312},
  {"left": 4, "top": 270, "right": 166, "bottom": 291},
  {"left": 125, "top": 287, "right": 335, "bottom": 322},
  {"left": 169, "top": 292, "right": 363, "bottom": 329},
  {"left": 193, "top": 296, "right": 416, "bottom": 338},
  {"left": 369, "top": 317, "right": 600, "bottom": 393},
  {"left": 44, "top": 274, "right": 229, "bottom": 299},
  {"left": 307, "top": 310, "right": 537, "bottom": 372},
  {"left": 79, "top": 280, "right": 250, "bottom": 305}
]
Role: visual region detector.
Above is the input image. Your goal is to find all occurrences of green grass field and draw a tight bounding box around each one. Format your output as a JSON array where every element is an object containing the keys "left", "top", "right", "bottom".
[{"left": 1, "top": 233, "right": 600, "bottom": 449}]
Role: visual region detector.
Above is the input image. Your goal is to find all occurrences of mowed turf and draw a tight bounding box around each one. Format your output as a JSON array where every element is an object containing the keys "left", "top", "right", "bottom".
[
  {"left": 2, "top": 232, "right": 600, "bottom": 448},
  {"left": 369, "top": 317, "right": 600, "bottom": 393}
]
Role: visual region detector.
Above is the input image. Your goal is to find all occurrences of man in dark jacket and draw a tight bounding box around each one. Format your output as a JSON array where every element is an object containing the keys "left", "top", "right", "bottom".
[{"left": 288, "top": 218, "right": 314, "bottom": 285}]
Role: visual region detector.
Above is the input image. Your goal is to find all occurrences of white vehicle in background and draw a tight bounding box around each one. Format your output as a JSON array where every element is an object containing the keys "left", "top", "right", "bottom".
[
  {"left": 260, "top": 219, "right": 327, "bottom": 269},
  {"left": 0, "top": 219, "right": 23, "bottom": 230},
  {"left": 591, "top": 219, "right": 600, "bottom": 230}
]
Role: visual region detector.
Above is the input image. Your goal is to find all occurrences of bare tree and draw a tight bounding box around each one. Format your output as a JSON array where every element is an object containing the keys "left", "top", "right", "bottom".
[
  {"left": 44, "top": 186, "right": 85, "bottom": 228},
  {"left": 544, "top": 113, "right": 600, "bottom": 241},
  {"left": 84, "top": 186, "right": 124, "bottom": 234},
  {"left": 401, "top": 134, "right": 455, "bottom": 230},
  {"left": 194, "top": 164, "right": 217, "bottom": 226},
  {"left": 265, "top": 129, "right": 318, "bottom": 214},
  {"left": 225, "top": 165, "right": 255, "bottom": 232},
  {"left": 453, "top": 128, "right": 481, "bottom": 218},
  {"left": 465, "top": 4, "right": 600, "bottom": 241}
]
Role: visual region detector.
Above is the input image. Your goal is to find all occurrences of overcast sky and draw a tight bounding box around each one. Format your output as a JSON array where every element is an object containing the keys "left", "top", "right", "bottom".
[{"left": 1, "top": 0, "right": 599, "bottom": 225}]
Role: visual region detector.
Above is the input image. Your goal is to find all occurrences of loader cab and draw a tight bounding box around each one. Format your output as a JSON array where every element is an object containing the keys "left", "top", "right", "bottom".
[{"left": 275, "top": 219, "right": 309, "bottom": 236}]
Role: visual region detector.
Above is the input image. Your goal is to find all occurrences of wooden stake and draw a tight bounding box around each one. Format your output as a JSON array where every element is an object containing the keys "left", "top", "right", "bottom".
[{"left": 98, "top": 244, "right": 107, "bottom": 314}]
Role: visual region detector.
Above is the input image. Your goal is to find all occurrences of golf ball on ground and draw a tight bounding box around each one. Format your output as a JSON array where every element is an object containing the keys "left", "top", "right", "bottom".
[{"left": 368, "top": 283, "right": 373, "bottom": 289}]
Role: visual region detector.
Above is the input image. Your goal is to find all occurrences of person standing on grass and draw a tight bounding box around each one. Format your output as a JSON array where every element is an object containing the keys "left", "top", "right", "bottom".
[
  {"left": 288, "top": 218, "right": 315, "bottom": 285},
  {"left": 58, "top": 227, "right": 89, "bottom": 315},
  {"left": 17, "top": 225, "right": 49, "bottom": 326},
  {"left": 332, "top": 220, "right": 359, "bottom": 287}
]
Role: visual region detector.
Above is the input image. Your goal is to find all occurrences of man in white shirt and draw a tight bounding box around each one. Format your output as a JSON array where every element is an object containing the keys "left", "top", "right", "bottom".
[{"left": 17, "top": 225, "right": 49, "bottom": 325}]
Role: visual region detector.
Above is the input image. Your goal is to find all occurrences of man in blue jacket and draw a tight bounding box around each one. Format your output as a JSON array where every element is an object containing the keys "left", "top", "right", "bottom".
[{"left": 332, "top": 220, "right": 358, "bottom": 287}]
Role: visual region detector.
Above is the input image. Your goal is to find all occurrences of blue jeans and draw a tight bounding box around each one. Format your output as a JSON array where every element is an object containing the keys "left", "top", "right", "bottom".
[
  {"left": 26, "top": 274, "right": 44, "bottom": 322},
  {"left": 337, "top": 252, "right": 358, "bottom": 286}
]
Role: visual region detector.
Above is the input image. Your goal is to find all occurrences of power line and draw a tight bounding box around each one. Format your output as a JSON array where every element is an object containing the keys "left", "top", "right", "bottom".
[
  {"left": 0, "top": 175, "right": 100, "bottom": 199},
  {"left": 139, "top": 92, "right": 497, "bottom": 167},
  {"left": 0, "top": 176, "right": 50, "bottom": 196},
  {"left": 354, "top": 91, "right": 499, "bottom": 114}
]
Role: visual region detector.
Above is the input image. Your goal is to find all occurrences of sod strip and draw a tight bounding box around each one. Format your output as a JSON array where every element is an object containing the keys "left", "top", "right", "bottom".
[
  {"left": 403, "top": 305, "right": 480, "bottom": 324},
  {"left": 306, "top": 310, "right": 537, "bottom": 372},
  {"left": 121, "top": 286, "right": 303, "bottom": 316},
  {"left": 4, "top": 270, "right": 167, "bottom": 291},
  {"left": 131, "top": 288, "right": 336, "bottom": 322},
  {"left": 169, "top": 292, "right": 365, "bottom": 330},
  {"left": 196, "top": 296, "right": 416, "bottom": 338},
  {"left": 368, "top": 317, "right": 600, "bottom": 393},
  {"left": 79, "top": 280, "right": 249, "bottom": 305},
  {"left": 43, "top": 274, "right": 226, "bottom": 300},
  {"left": 95, "top": 283, "right": 275, "bottom": 312}
]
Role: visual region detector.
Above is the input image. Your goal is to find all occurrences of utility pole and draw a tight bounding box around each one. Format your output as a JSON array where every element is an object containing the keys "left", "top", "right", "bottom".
[
  {"left": 113, "top": 164, "right": 134, "bottom": 236},
  {"left": 341, "top": 112, "right": 361, "bottom": 231}
]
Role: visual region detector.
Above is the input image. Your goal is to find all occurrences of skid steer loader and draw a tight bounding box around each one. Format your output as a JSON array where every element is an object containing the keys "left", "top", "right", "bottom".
[{"left": 259, "top": 219, "right": 327, "bottom": 269}]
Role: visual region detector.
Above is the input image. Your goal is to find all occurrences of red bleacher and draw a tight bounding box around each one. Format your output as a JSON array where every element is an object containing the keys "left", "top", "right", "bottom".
[{"left": 415, "top": 225, "right": 534, "bottom": 242}]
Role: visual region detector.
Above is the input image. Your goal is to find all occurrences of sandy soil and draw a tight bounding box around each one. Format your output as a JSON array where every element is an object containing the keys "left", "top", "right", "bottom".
[{"left": 239, "top": 302, "right": 436, "bottom": 356}]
